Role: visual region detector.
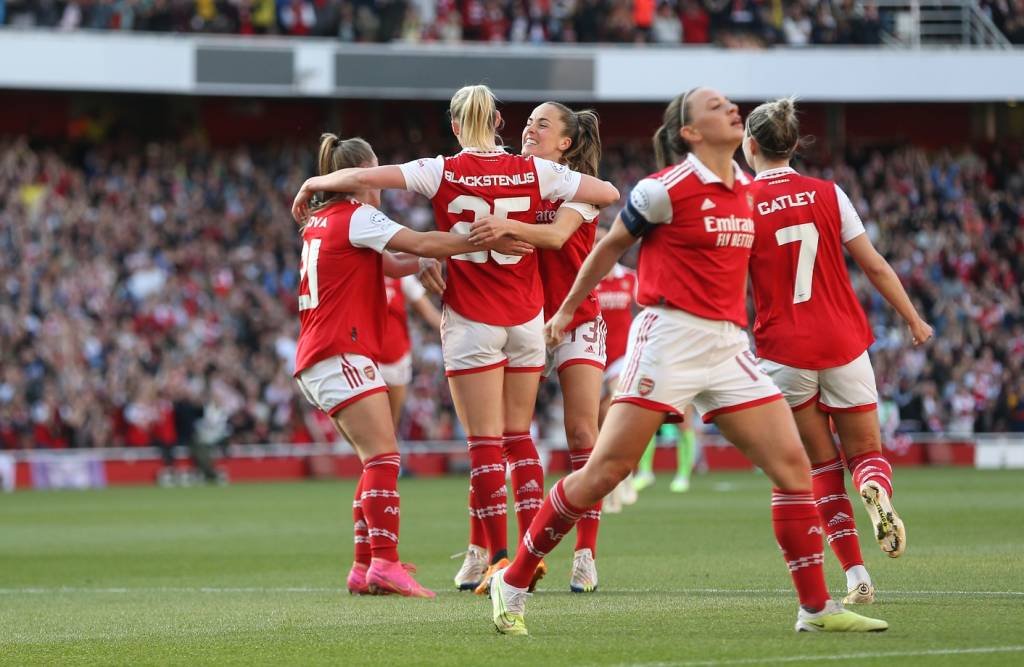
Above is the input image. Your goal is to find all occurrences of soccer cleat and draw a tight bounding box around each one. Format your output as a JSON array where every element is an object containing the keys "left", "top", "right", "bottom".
[
  {"left": 633, "top": 470, "right": 656, "bottom": 491},
  {"left": 346, "top": 562, "right": 370, "bottom": 595},
  {"left": 618, "top": 475, "right": 639, "bottom": 506},
  {"left": 859, "top": 481, "right": 906, "bottom": 558},
  {"left": 603, "top": 485, "right": 623, "bottom": 514},
  {"left": 366, "top": 559, "right": 436, "bottom": 599},
  {"left": 842, "top": 582, "right": 876, "bottom": 605},
  {"left": 490, "top": 568, "right": 530, "bottom": 636},
  {"left": 570, "top": 548, "right": 598, "bottom": 593},
  {"left": 528, "top": 560, "right": 547, "bottom": 593},
  {"left": 669, "top": 475, "right": 690, "bottom": 493},
  {"left": 453, "top": 545, "right": 489, "bottom": 591},
  {"left": 474, "top": 557, "right": 510, "bottom": 595},
  {"left": 795, "top": 599, "right": 888, "bottom": 632}
]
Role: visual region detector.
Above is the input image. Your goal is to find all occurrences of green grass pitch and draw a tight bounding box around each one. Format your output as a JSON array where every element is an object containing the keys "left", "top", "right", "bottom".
[{"left": 2, "top": 467, "right": 1022, "bottom": 666}]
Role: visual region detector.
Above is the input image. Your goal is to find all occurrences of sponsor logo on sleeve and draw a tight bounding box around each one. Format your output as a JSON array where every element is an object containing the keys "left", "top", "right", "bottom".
[
  {"left": 369, "top": 211, "right": 392, "bottom": 231},
  {"left": 630, "top": 187, "right": 650, "bottom": 211}
]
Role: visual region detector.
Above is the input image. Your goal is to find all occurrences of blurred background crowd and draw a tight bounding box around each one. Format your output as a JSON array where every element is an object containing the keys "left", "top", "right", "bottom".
[
  {"left": 1, "top": 118, "right": 1022, "bottom": 452},
  {"left": 3, "top": 0, "right": 1024, "bottom": 46}
]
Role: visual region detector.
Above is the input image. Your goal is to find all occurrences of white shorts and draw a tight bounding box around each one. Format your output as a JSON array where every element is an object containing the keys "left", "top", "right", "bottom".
[
  {"left": 760, "top": 351, "right": 878, "bottom": 413},
  {"left": 604, "top": 355, "right": 626, "bottom": 383},
  {"left": 440, "top": 305, "right": 545, "bottom": 377},
  {"left": 295, "top": 354, "right": 388, "bottom": 416},
  {"left": 612, "top": 306, "right": 783, "bottom": 423},
  {"left": 379, "top": 352, "right": 413, "bottom": 387},
  {"left": 543, "top": 317, "right": 607, "bottom": 378}
]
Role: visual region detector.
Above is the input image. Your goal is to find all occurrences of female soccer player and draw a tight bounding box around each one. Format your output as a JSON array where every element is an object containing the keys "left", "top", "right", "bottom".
[
  {"left": 293, "top": 133, "right": 529, "bottom": 599},
  {"left": 487, "top": 88, "right": 888, "bottom": 635},
  {"left": 380, "top": 275, "right": 442, "bottom": 430},
  {"left": 468, "top": 101, "right": 609, "bottom": 592},
  {"left": 743, "top": 97, "right": 934, "bottom": 602},
  {"left": 292, "top": 86, "right": 619, "bottom": 595}
]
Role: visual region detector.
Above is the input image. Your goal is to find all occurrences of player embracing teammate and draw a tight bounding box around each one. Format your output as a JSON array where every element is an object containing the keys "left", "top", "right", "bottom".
[{"left": 743, "top": 97, "right": 933, "bottom": 602}]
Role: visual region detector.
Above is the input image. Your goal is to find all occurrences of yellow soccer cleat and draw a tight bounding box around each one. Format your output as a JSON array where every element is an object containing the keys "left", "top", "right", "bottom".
[
  {"left": 795, "top": 600, "right": 888, "bottom": 632},
  {"left": 842, "top": 582, "right": 876, "bottom": 605},
  {"left": 490, "top": 568, "right": 530, "bottom": 636},
  {"left": 860, "top": 481, "right": 906, "bottom": 558}
]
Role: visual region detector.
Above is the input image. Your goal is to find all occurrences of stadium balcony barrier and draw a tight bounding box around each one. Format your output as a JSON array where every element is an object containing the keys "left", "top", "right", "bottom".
[
  {"left": 0, "top": 29, "right": 1022, "bottom": 103},
  {"left": 1, "top": 434, "right": 1020, "bottom": 491}
]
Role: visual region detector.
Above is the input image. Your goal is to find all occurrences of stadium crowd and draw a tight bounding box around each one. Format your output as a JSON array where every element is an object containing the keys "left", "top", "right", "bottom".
[
  {"left": 11, "top": 0, "right": 1020, "bottom": 46},
  {"left": 1, "top": 131, "right": 1022, "bottom": 452}
]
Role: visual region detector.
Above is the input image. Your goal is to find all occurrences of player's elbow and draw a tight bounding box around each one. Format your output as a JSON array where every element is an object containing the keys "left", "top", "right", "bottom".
[{"left": 594, "top": 182, "right": 620, "bottom": 207}]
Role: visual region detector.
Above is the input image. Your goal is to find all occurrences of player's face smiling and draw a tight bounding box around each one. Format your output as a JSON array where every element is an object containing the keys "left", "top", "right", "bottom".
[{"left": 521, "top": 104, "right": 570, "bottom": 161}]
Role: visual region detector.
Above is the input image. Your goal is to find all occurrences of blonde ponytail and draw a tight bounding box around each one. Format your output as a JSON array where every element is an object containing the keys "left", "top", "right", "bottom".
[{"left": 449, "top": 84, "right": 501, "bottom": 151}]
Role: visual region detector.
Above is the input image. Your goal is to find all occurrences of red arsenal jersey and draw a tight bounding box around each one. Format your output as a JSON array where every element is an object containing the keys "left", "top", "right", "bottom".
[
  {"left": 379, "top": 275, "right": 427, "bottom": 364},
  {"left": 627, "top": 154, "right": 755, "bottom": 327},
  {"left": 294, "top": 199, "right": 403, "bottom": 375},
  {"left": 399, "top": 149, "right": 582, "bottom": 326},
  {"left": 596, "top": 264, "right": 637, "bottom": 364},
  {"left": 536, "top": 199, "right": 601, "bottom": 332},
  {"left": 748, "top": 167, "right": 874, "bottom": 369}
]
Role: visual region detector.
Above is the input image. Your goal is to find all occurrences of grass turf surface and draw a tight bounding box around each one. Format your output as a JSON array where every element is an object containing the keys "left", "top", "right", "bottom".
[{"left": 2, "top": 467, "right": 1022, "bottom": 666}]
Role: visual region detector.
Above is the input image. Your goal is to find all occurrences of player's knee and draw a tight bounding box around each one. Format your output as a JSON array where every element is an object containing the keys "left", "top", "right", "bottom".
[
  {"left": 567, "top": 422, "right": 597, "bottom": 452},
  {"left": 587, "top": 458, "right": 631, "bottom": 497}
]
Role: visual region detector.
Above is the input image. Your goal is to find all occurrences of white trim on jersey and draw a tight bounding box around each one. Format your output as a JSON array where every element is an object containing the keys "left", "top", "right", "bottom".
[
  {"left": 533, "top": 156, "right": 583, "bottom": 202},
  {"left": 629, "top": 178, "right": 674, "bottom": 224},
  {"left": 686, "top": 153, "right": 751, "bottom": 186},
  {"left": 559, "top": 201, "right": 600, "bottom": 222},
  {"left": 753, "top": 166, "right": 798, "bottom": 181},
  {"left": 398, "top": 156, "right": 445, "bottom": 198},
  {"left": 834, "top": 184, "right": 867, "bottom": 243},
  {"left": 399, "top": 274, "right": 426, "bottom": 302},
  {"left": 348, "top": 205, "right": 404, "bottom": 253}
]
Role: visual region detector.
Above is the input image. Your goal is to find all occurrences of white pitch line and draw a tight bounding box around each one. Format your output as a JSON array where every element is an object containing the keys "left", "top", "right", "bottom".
[
  {"left": 0, "top": 586, "right": 1022, "bottom": 596},
  {"left": 622, "top": 645, "right": 1024, "bottom": 667}
]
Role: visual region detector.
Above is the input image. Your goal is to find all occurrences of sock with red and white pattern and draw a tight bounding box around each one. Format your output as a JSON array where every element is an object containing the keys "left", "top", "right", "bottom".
[
  {"left": 848, "top": 451, "right": 894, "bottom": 497},
  {"left": 352, "top": 474, "right": 372, "bottom": 566},
  {"left": 569, "top": 448, "right": 602, "bottom": 556},
  {"left": 469, "top": 436, "right": 508, "bottom": 560},
  {"left": 505, "top": 479, "right": 582, "bottom": 589},
  {"left": 503, "top": 432, "right": 545, "bottom": 546},
  {"left": 468, "top": 488, "right": 487, "bottom": 550},
  {"left": 811, "top": 457, "right": 863, "bottom": 571},
  {"left": 361, "top": 453, "right": 402, "bottom": 562},
  {"left": 772, "top": 488, "right": 830, "bottom": 611}
]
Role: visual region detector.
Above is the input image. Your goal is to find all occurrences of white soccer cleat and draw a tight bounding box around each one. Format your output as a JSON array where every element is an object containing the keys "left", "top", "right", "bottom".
[
  {"left": 453, "top": 544, "right": 489, "bottom": 591},
  {"left": 859, "top": 481, "right": 906, "bottom": 558},
  {"left": 842, "top": 582, "right": 876, "bottom": 605},
  {"left": 570, "top": 548, "right": 598, "bottom": 593},
  {"left": 490, "top": 568, "right": 530, "bottom": 636},
  {"left": 617, "top": 476, "right": 639, "bottom": 506},
  {"left": 795, "top": 599, "right": 888, "bottom": 632},
  {"left": 603, "top": 485, "right": 623, "bottom": 514}
]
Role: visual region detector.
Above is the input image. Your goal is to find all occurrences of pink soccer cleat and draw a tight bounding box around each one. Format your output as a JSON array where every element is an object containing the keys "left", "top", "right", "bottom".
[
  {"left": 366, "top": 559, "right": 436, "bottom": 599},
  {"left": 347, "top": 562, "right": 371, "bottom": 595}
]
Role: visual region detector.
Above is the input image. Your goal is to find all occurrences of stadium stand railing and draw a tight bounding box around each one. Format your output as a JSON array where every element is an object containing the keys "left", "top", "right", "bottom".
[{"left": 875, "top": 0, "right": 1010, "bottom": 47}]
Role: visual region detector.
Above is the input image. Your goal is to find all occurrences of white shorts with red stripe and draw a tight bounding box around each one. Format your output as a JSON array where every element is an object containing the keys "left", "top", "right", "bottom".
[
  {"left": 543, "top": 317, "right": 607, "bottom": 378},
  {"left": 760, "top": 351, "right": 878, "bottom": 413},
  {"left": 612, "top": 306, "right": 782, "bottom": 423},
  {"left": 295, "top": 354, "right": 388, "bottom": 416},
  {"left": 440, "top": 305, "right": 545, "bottom": 377},
  {"left": 379, "top": 352, "right": 413, "bottom": 387}
]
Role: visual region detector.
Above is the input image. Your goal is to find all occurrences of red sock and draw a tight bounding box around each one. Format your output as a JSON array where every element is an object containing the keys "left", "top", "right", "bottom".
[
  {"left": 352, "top": 474, "right": 371, "bottom": 565},
  {"left": 848, "top": 451, "right": 894, "bottom": 497},
  {"left": 361, "top": 453, "right": 402, "bottom": 562},
  {"left": 505, "top": 479, "right": 583, "bottom": 589},
  {"left": 771, "top": 488, "right": 830, "bottom": 611},
  {"left": 468, "top": 487, "right": 487, "bottom": 550},
  {"left": 569, "top": 448, "right": 601, "bottom": 556},
  {"left": 503, "top": 432, "right": 545, "bottom": 545},
  {"left": 811, "top": 457, "right": 863, "bottom": 571},
  {"left": 469, "top": 436, "right": 507, "bottom": 558}
]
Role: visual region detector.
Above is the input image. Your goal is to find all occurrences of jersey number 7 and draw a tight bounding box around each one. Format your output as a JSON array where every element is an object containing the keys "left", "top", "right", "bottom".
[{"left": 775, "top": 223, "right": 820, "bottom": 305}]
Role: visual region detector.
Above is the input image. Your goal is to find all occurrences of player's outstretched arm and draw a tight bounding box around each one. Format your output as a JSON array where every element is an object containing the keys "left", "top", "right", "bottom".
[
  {"left": 469, "top": 207, "right": 586, "bottom": 249},
  {"left": 573, "top": 175, "right": 620, "bottom": 207},
  {"left": 292, "top": 166, "right": 408, "bottom": 222},
  {"left": 386, "top": 228, "right": 533, "bottom": 260},
  {"left": 846, "top": 234, "right": 934, "bottom": 346},
  {"left": 382, "top": 253, "right": 421, "bottom": 278},
  {"left": 545, "top": 215, "right": 636, "bottom": 346}
]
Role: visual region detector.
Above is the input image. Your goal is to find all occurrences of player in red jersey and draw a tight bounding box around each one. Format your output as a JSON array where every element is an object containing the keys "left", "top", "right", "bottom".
[
  {"left": 468, "top": 101, "right": 609, "bottom": 592},
  {"left": 743, "top": 98, "right": 934, "bottom": 602},
  {"left": 293, "top": 134, "right": 530, "bottom": 599},
  {"left": 292, "top": 86, "right": 620, "bottom": 594},
  {"left": 380, "top": 275, "right": 442, "bottom": 430},
  {"left": 488, "top": 88, "right": 888, "bottom": 635}
]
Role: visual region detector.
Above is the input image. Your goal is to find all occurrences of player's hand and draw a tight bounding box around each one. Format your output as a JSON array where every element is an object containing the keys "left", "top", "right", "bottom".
[
  {"left": 489, "top": 237, "right": 534, "bottom": 257},
  {"left": 544, "top": 310, "right": 573, "bottom": 347},
  {"left": 417, "top": 258, "right": 445, "bottom": 295},
  {"left": 909, "top": 319, "right": 934, "bottom": 346},
  {"left": 292, "top": 178, "right": 318, "bottom": 224},
  {"left": 468, "top": 216, "right": 513, "bottom": 244}
]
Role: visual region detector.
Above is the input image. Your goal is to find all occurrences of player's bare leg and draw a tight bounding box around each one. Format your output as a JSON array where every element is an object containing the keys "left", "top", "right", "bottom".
[
  {"left": 386, "top": 382, "right": 407, "bottom": 432},
  {"left": 833, "top": 410, "right": 904, "bottom": 558},
  {"left": 792, "top": 404, "right": 873, "bottom": 603}
]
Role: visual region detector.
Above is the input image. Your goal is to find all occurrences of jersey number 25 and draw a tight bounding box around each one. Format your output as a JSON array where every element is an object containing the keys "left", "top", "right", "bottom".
[{"left": 447, "top": 195, "right": 531, "bottom": 265}]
